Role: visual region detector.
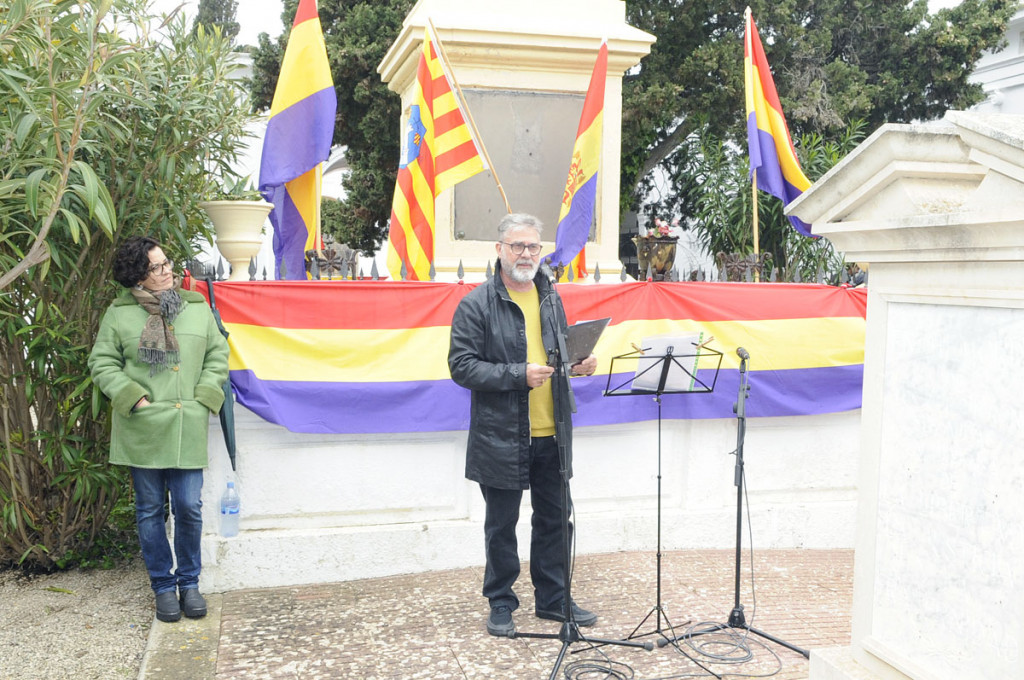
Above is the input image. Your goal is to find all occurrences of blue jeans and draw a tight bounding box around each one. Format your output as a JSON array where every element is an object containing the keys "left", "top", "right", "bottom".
[
  {"left": 479, "top": 436, "right": 572, "bottom": 612},
  {"left": 130, "top": 467, "right": 204, "bottom": 595}
]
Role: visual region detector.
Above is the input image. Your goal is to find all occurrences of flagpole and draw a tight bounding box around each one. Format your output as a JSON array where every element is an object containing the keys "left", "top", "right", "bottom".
[
  {"left": 427, "top": 18, "right": 512, "bottom": 214},
  {"left": 752, "top": 169, "right": 760, "bottom": 282}
]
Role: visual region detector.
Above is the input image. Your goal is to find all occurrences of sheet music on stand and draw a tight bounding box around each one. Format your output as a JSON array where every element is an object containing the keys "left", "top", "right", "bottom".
[{"left": 604, "top": 332, "right": 723, "bottom": 396}]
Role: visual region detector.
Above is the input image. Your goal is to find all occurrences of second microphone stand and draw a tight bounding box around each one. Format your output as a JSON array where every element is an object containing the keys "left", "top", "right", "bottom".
[{"left": 660, "top": 349, "right": 809, "bottom": 659}]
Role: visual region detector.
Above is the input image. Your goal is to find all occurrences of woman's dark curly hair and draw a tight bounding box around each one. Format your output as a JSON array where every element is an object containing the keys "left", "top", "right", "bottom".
[{"left": 112, "top": 236, "right": 161, "bottom": 288}]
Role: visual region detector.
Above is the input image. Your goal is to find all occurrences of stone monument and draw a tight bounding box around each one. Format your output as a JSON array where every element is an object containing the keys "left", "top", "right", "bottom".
[
  {"left": 378, "top": 0, "right": 655, "bottom": 277},
  {"left": 787, "top": 111, "right": 1024, "bottom": 680}
]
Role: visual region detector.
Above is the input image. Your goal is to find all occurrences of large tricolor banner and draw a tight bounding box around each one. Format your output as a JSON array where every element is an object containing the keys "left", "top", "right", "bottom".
[
  {"left": 744, "top": 8, "right": 813, "bottom": 237},
  {"left": 196, "top": 281, "right": 867, "bottom": 435},
  {"left": 545, "top": 40, "right": 607, "bottom": 281},
  {"left": 258, "top": 0, "right": 336, "bottom": 279},
  {"left": 386, "top": 28, "right": 487, "bottom": 281}
]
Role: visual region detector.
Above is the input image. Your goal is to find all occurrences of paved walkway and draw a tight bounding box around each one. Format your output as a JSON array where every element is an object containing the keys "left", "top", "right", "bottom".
[{"left": 139, "top": 549, "right": 853, "bottom": 679}]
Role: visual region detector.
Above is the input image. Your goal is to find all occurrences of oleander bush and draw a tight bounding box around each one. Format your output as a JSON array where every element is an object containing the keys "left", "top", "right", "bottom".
[{"left": 0, "top": 0, "right": 253, "bottom": 569}]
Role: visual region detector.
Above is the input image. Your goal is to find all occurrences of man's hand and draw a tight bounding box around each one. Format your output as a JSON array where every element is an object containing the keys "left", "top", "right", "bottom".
[
  {"left": 526, "top": 362, "right": 555, "bottom": 388},
  {"left": 570, "top": 354, "right": 598, "bottom": 377}
]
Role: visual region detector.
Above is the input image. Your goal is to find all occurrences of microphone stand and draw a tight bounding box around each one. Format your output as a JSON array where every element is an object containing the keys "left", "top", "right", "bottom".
[
  {"left": 511, "top": 271, "right": 652, "bottom": 679},
  {"left": 660, "top": 349, "right": 809, "bottom": 658}
]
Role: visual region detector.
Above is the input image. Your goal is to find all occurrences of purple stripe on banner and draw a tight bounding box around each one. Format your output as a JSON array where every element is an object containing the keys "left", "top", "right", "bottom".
[
  {"left": 258, "top": 87, "right": 336, "bottom": 188},
  {"left": 750, "top": 127, "right": 814, "bottom": 237},
  {"left": 752, "top": 129, "right": 785, "bottom": 198},
  {"left": 231, "top": 370, "right": 471, "bottom": 434},
  {"left": 548, "top": 174, "right": 598, "bottom": 268},
  {"left": 265, "top": 185, "right": 307, "bottom": 280},
  {"left": 231, "top": 364, "right": 862, "bottom": 435},
  {"left": 746, "top": 112, "right": 763, "bottom": 171},
  {"left": 575, "top": 364, "right": 863, "bottom": 425}
]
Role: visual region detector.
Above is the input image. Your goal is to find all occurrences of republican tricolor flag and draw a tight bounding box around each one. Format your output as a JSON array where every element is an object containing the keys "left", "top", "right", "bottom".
[
  {"left": 545, "top": 40, "right": 607, "bottom": 281},
  {"left": 258, "top": 0, "right": 337, "bottom": 279},
  {"left": 386, "top": 27, "right": 487, "bottom": 281},
  {"left": 744, "top": 8, "right": 813, "bottom": 237}
]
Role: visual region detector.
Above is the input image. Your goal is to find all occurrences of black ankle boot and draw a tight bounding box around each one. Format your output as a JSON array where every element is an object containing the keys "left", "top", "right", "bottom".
[{"left": 155, "top": 591, "right": 181, "bottom": 622}]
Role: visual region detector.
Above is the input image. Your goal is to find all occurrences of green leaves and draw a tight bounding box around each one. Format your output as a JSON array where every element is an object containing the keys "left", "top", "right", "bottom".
[{"left": 1, "top": 0, "right": 256, "bottom": 569}]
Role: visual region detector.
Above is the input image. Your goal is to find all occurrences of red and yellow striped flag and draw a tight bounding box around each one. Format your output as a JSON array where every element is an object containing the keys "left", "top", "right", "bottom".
[{"left": 386, "top": 28, "right": 486, "bottom": 281}]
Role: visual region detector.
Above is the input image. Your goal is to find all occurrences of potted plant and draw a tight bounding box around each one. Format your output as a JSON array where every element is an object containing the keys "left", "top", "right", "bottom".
[
  {"left": 200, "top": 177, "right": 273, "bottom": 281},
  {"left": 632, "top": 217, "right": 679, "bottom": 281}
]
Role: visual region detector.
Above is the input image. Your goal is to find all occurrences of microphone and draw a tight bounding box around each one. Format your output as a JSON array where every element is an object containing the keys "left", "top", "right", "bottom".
[
  {"left": 539, "top": 261, "right": 557, "bottom": 283},
  {"left": 736, "top": 347, "right": 750, "bottom": 361}
]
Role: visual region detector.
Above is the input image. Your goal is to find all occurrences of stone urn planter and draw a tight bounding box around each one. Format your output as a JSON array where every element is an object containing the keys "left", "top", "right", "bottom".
[
  {"left": 200, "top": 200, "right": 273, "bottom": 281},
  {"left": 632, "top": 235, "right": 678, "bottom": 281}
]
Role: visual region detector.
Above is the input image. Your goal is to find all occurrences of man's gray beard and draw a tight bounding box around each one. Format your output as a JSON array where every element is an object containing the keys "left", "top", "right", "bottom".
[{"left": 507, "top": 258, "right": 540, "bottom": 283}]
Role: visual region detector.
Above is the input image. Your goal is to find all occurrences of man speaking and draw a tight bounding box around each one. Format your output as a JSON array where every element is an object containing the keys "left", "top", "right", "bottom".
[{"left": 448, "top": 213, "right": 598, "bottom": 637}]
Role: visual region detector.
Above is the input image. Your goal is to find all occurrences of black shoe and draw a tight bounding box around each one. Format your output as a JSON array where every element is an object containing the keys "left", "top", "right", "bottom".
[
  {"left": 487, "top": 604, "right": 515, "bottom": 637},
  {"left": 535, "top": 601, "right": 597, "bottom": 627},
  {"left": 155, "top": 591, "right": 181, "bottom": 623},
  {"left": 179, "top": 588, "right": 207, "bottom": 619}
]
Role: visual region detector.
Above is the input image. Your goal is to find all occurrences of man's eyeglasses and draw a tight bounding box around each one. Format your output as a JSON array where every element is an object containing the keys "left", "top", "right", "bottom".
[
  {"left": 147, "top": 259, "right": 174, "bottom": 275},
  {"left": 500, "top": 242, "right": 543, "bottom": 256}
]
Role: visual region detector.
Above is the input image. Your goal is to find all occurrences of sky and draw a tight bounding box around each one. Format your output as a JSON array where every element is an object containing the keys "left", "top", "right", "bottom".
[
  {"left": 147, "top": 1, "right": 965, "bottom": 47},
  {"left": 149, "top": 0, "right": 286, "bottom": 46}
]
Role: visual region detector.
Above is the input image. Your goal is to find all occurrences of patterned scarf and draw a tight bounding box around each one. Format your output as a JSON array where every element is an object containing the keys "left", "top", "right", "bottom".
[{"left": 131, "top": 277, "right": 183, "bottom": 375}]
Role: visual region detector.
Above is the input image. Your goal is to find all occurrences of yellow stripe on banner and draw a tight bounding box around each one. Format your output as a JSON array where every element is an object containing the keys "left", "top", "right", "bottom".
[
  {"left": 406, "top": 163, "right": 435, "bottom": 280},
  {"left": 436, "top": 157, "right": 486, "bottom": 196},
  {"left": 269, "top": 20, "right": 334, "bottom": 116},
  {"left": 226, "top": 324, "right": 456, "bottom": 382},
  {"left": 574, "top": 115, "right": 603, "bottom": 180},
  {"left": 285, "top": 166, "right": 320, "bottom": 253},
  {"left": 590, "top": 317, "right": 865, "bottom": 376},
  {"left": 434, "top": 123, "right": 475, "bottom": 156},
  {"left": 766, "top": 107, "right": 810, "bottom": 191},
  {"left": 225, "top": 316, "right": 865, "bottom": 383},
  {"left": 432, "top": 89, "right": 459, "bottom": 117}
]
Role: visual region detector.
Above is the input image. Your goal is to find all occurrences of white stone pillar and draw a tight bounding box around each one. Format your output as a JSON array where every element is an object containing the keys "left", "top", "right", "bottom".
[{"left": 788, "top": 111, "right": 1024, "bottom": 680}]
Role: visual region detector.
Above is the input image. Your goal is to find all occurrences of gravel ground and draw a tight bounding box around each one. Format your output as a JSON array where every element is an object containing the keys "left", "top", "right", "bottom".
[{"left": 0, "top": 559, "right": 152, "bottom": 680}]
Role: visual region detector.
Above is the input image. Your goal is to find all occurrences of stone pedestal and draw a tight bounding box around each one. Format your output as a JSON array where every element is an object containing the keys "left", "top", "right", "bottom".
[
  {"left": 378, "top": 0, "right": 654, "bottom": 277},
  {"left": 788, "top": 111, "right": 1024, "bottom": 680}
]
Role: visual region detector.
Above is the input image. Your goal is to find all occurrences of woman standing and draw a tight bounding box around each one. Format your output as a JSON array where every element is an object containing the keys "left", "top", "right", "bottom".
[{"left": 89, "top": 236, "right": 229, "bottom": 623}]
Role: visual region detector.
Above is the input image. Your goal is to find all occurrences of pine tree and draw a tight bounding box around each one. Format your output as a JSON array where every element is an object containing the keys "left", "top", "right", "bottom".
[{"left": 193, "top": 0, "right": 241, "bottom": 43}]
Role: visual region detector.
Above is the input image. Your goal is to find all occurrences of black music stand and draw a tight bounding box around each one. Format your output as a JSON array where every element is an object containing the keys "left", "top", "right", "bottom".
[
  {"left": 603, "top": 340, "right": 722, "bottom": 646},
  {"left": 659, "top": 349, "right": 809, "bottom": 659},
  {"left": 510, "top": 288, "right": 652, "bottom": 679}
]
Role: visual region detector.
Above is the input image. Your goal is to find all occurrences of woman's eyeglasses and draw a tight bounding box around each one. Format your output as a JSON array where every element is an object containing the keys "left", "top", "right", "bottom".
[
  {"left": 147, "top": 259, "right": 174, "bottom": 275},
  {"left": 500, "top": 242, "right": 543, "bottom": 256}
]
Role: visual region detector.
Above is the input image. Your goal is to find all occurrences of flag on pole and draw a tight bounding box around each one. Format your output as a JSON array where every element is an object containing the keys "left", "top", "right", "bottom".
[
  {"left": 545, "top": 40, "right": 607, "bottom": 281},
  {"left": 744, "top": 9, "right": 813, "bottom": 237},
  {"left": 387, "top": 28, "right": 487, "bottom": 281},
  {"left": 258, "top": 0, "right": 337, "bottom": 279}
]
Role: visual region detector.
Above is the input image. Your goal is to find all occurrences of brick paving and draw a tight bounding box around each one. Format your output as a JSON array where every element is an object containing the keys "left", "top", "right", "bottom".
[{"left": 200, "top": 549, "right": 854, "bottom": 679}]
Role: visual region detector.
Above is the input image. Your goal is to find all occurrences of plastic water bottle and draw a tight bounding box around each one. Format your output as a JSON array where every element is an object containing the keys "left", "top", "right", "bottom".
[{"left": 220, "top": 481, "right": 240, "bottom": 537}]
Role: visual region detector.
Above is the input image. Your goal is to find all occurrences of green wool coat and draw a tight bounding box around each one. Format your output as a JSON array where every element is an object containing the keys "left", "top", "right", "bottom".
[{"left": 88, "top": 289, "right": 230, "bottom": 469}]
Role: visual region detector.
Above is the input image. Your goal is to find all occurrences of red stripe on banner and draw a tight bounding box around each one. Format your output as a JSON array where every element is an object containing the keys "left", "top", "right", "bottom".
[
  {"left": 435, "top": 139, "right": 482, "bottom": 174},
  {"left": 430, "top": 72, "right": 453, "bottom": 98},
  {"left": 293, "top": 0, "right": 318, "bottom": 26},
  {"left": 433, "top": 107, "right": 465, "bottom": 136},
  {"left": 575, "top": 42, "right": 607, "bottom": 135},
  {"left": 562, "top": 281, "right": 867, "bottom": 324},
  {"left": 195, "top": 280, "right": 867, "bottom": 331},
  {"left": 198, "top": 280, "right": 473, "bottom": 330},
  {"left": 387, "top": 211, "right": 410, "bottom": 267}
]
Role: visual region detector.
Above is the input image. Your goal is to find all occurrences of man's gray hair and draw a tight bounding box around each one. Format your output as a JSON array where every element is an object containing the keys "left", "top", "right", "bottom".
[{"left": 497, "top": 213, "right": 544, "bottom": 240}]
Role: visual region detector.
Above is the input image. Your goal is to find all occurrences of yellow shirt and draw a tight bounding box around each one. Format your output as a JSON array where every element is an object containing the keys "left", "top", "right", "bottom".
[{"left": 507, "top": 286, "right": 555, "bottom": 437}]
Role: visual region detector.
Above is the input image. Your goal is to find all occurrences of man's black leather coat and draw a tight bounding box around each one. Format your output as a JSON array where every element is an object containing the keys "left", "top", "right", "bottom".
[{"left": 448, "top": 260, "right": 574, "bottom": 490}]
